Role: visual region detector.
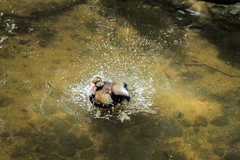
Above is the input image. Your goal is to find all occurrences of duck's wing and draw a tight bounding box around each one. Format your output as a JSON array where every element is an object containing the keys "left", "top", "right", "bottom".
[
  {"left": 94, "top": 89, "right": 113, "bottom": 107},
  {"left": 112, "top": 82, "right": 130, "bottom": 97}
]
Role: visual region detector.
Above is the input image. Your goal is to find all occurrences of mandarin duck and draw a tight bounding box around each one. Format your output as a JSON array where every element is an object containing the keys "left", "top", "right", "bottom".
[{"left": 88, "top": 77, "right": 131, "bottom": 108}]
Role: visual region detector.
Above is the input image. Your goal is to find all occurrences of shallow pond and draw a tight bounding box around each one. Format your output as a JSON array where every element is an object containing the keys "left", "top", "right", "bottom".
[{"left": 0, "top": 0, "right": 240, "bottom": 159}]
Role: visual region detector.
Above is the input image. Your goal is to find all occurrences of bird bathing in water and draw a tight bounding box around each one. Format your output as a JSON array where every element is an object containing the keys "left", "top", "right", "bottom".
[{"left": 88, "top": 77, "right": 131, "bottom": 108}]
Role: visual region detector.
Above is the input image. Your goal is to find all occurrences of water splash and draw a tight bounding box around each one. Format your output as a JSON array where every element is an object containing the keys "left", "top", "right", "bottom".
[
  {"left": 60, "top": 70, "right": 156, "bottom": 121},
  {"left": 4, "top": 19, "right": 18, "bottom": 34}
]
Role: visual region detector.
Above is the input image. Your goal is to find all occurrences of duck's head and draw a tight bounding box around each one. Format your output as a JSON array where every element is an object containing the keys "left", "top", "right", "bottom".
[
  {"left": 92, "top": 77, "right": 104, "bottom": 87},
  {"left": 88, "top": 77, "right": 104, "bottom": 93}
]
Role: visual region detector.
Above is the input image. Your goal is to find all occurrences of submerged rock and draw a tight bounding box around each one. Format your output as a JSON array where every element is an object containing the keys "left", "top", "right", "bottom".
[
  {"left": 194, "top": 116, "right": 208, "bottom": 127},
  {"left": 35, "top": 142, "right": 58, "bottom": 154},
  {"left": 210, "top": 116, "right": 229, "bottom": 126},
  {"left": 43, "top": 105, "right": 57, "bottom": 115},
  {"left": 66, "top": 114, "right": 78, "bottom": 123},
  {"left": 140, "top": 121, "right": 162, "bottom": 138},
  {"left": 30, "top": 132, "right": 57, "bottom": 145},
  {"left": 0, "top": 97, "right": 13, "bottom": 107},
  {"left": 52, "top": 119, "right": 72, "bottom": 134},
  {"left": 58, "top": 132, "right": 77, "bottom": 145},
  {"left": 11, "top": 146, "right": 29, "bottom": 159},
  {"left": 121, "top": 137, "right": 139, "bottom": 158},
  {"left": 80, "top": 149, "right": 95, "bottom": 160},
  {"left": 0, "top": 131, "right": 10, "bottom": 137},
  {"left": 74, "top": 135, "right": 93, "bottom": 150},
  {"left": 57, "top": 144, "right": 76, "bottom": 157},
  {"left": 227, "top": 126, "right": 240, "bottom": 145},
  {"left": 14, "top": 128, "right": 32, "bottom": 138},
  {"left": 213, "top": 147, "right": 224, "bottom": 156},
  {"left": 193, "top": 126, "right": 200, "bottom": 132},
  {"left": 165, "top": 124, "right": 183, "bottom": 137},
  {"left": 179, "top": 119, "right": 192, "bottom": 128},
  {"left": 224, "top": 151, "right": 240, "bottom": 160},
  {"left": 164, "top": 120, "right": 183, "bottom": 137}
]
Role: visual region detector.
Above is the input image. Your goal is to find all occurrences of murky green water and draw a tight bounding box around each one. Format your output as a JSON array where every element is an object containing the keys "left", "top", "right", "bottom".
[{"left": 0, "top": 0, "right": 240, "bottom": 159}]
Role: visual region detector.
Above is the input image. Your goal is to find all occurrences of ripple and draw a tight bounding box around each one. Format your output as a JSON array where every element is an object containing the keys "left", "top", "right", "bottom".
[{"left": 60, "top": 70, "right": 156, "bottom": 120}]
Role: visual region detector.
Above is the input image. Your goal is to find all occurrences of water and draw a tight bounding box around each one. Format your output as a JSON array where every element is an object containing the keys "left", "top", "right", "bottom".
[{"left": 0, "top": 0, "right": 240, "bottom": 159}]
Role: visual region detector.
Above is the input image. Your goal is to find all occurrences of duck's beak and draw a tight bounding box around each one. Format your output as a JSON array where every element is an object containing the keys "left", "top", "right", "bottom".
[{"left": 88, "top": 83, "right": 96, "bottom": 93}]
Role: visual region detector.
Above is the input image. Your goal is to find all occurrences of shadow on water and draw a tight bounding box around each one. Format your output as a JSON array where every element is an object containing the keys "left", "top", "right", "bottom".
[
  {"left": 0, "top": 0, "right": 86, "bottom": 35},
  {"left": 98, "top": 0, "right": 240, "bottom": 115},
  {"left": 99, "top": 0, "right": 187, "bottom": 62},
  {"left": 99, "top": 0, "right": 240, "bottom": 68},
  {"left": 1, "top": 116, "right": 92, "bottom": 160},
  {"left": 0, "top": 0, "right": 86, "bottom": 60},
  {"left": 97, "top": 0, "right": 240, "bottom": 159},
  {"left": 89, "top": 113, "right": 187, "bottom": 160},
  {"left": 197, "top": 23, "right": 240, "bottom": 69},
  {"left": 0, "top": 112, "right": 188, "bottom": 160}
]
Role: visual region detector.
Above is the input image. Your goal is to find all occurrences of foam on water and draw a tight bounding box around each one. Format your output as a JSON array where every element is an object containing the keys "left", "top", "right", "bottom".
[{"left": 60, "top": 70, "right": 156, "bottom": 120}]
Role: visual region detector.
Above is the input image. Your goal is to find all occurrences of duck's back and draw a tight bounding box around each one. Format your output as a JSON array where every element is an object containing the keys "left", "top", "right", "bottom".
[
  {"left": 89, "top": 79, "right": 131, "bottom": 108},
  {"left": 93, "top": 82, "right": 113, "bottom": 107}
]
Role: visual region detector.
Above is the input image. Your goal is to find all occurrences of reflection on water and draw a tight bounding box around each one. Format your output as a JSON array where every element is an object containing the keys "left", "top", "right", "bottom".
[{"left": 0, "top": 0, "right": 240, "bottom": 159}]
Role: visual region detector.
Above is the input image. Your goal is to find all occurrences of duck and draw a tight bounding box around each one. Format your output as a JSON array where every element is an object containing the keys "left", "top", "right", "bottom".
[{"left": 88, "top": 77, "right": 131, "bottom": 108}]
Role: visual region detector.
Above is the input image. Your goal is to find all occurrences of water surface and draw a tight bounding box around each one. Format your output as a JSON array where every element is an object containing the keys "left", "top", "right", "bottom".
[{"left": 0, "top": 0, "right": 240, "bottom": 159}]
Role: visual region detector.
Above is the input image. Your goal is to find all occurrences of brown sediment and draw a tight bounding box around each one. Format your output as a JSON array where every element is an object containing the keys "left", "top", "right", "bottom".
[{"left": 0, "top": 0, "right": 240, "bottom": 160}]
